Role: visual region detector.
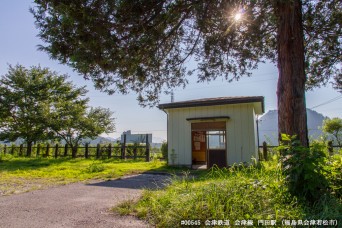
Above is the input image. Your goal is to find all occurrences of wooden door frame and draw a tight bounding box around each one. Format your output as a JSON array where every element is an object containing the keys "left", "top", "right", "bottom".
[
  {"left": 206, "top": 130, "right": 227, "bottom": 168},
  {"left": 191, "top": 121, "right": 227, "bottom": 168}
]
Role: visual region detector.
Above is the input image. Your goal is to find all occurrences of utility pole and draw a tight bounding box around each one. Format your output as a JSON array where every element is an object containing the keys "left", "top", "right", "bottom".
[{"left": 171, "top": 90, "right": 174, "bottom": 103}]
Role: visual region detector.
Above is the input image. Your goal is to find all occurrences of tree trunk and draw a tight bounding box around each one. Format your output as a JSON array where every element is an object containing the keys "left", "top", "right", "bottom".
[
  {"left": 275, "top": 0, "right": 309, "bottom": 147},
  {"left": 72, "top": 144, "right": 78, "bottom": 158}
]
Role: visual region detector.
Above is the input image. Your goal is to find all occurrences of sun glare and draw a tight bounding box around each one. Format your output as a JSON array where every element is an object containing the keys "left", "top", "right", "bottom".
[{"left": 234, "top": 12, "right": 242, "bottom": 21}]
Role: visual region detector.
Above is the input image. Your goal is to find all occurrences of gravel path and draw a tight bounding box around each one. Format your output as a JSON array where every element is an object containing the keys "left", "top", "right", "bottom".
[{"left": 0, "top": 174, "right": 169, "bottom": 228}]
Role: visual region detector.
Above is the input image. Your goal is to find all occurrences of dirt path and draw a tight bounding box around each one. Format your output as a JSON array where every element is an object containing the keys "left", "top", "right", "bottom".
[{"left": 0, "top": 174, "right": 169, "bottom": 228}]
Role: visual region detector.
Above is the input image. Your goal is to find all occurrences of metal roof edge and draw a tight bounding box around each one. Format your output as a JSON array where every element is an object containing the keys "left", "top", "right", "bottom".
[{"left": 158, "top": 96, "right": 264, "bottom": 113}]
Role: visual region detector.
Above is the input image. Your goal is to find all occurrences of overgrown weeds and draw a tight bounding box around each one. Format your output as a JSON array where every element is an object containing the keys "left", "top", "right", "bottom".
[
  {"left": 115, "top": 148, "right": 341, "bottom": 227},
  {"left": 116, "top": 158, "right": 301, "bottom": 227},
  {"left": 85, "top": 162, "right": 105, "bottom": 173},
  {"left": 279, "top": 135, "right": 330, "bottom": 203}
]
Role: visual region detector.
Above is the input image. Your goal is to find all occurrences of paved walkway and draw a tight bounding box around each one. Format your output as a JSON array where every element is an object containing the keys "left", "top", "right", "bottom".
[{"left": 0, "top": 174, "right": 169, "bottom": 228}]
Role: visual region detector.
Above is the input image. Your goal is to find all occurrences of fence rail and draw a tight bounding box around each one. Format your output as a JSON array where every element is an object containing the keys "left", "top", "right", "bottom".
[
  {"left": 0, "top": 143, "right": 151, "bottom": 161},
  {"left": 0, "top": 135, "right": 151, "bottom": 161},
  {"left": 258, "top": 141, "right": 341, "bottom": 161}
]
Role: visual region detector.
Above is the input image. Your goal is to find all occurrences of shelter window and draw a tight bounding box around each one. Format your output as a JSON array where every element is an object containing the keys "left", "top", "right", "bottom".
[{"left": 207, "top": 131, "right": 226, "bottom": 149}]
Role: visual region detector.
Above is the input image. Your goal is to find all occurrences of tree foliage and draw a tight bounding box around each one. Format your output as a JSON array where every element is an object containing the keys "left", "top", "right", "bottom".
[
  {"left": 31, "top": 0, "right": 341, "bottom": 105},
  {"left": 0, "top": 65, "right": 81, "bottom": 154},
  {"left": 0, "top": 65, "right": 115, "bottom": 155},
  {"left": 31, "top": 0, "right": 341, "bottom": 147},
  {"left": 49, "top": 104, "right": 115, "bottom": 157},
  {"left": 323, "top": 117, "right": 342, "bottom": 146}
]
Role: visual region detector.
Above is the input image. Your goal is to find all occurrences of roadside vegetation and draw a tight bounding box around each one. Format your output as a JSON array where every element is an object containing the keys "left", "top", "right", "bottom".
[
  {"left": 0, "top": 156, "right": 171, "bottom": 196},
  {"left": 115, "top": 142, "right": 342, "bottom": 227}
]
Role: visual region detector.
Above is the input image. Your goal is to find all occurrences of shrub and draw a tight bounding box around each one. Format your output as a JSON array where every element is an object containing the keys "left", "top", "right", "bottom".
[
  {"left": 161, "top": 142, "right": 168, "bottom": 160},
  {"left": 0, "top": 154, "right": 13, "bottom": 162},
  {"left": 279, "top": 135, "right": 330, "bottom": 203},
  {"left": 326, "top": 154, "right": 342, "bottom": 199}
]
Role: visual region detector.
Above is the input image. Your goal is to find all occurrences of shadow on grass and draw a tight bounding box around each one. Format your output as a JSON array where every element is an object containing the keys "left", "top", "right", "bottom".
[
  {"left": 0, "top": 157, "right": 143, "bottom": 171},
  {"left": 0, "top": 157, "right": 75, "bottom": 172},
  {"left": 0, "top": 156, "right": 208, "bottom": 180},
  {"left": 0, "top": 157, "right": 158, "bottom": 172}
]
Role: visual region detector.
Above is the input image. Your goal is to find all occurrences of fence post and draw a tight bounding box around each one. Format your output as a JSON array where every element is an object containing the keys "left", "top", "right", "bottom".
[
  {"left": 327, "top": 141, "right": 333, "bottom": 156},
  {"left": 145, "top": 134, "right": 150, "bottom": 162},
  {"left": 64, "top": 144, "right": 68, "bottom": 157},
  {"left": 55, "top": 143, "right": 59, "bottom": 158},
  {"left": 85, "top": 143, "right": 89, "bottom": 159},
  {"left": 262, "top": 141, "right": 268, "bottom": 161},
  {"left": 121, "top": 134, "right": 126, "bottom": 159},
  {"left": 3, "top": 145, "right": 7, "bottom": 155},
  {"left": 11, "top": 144, "right": 15, "bottom": 155},
  {"left": 133, "top": 147, "right": 137, "bottom": 160},
  {"left": 36, "top": 144, "right": 41, "bottom": 157},
  {"left": 19, "top": 144, "right": 24, "bottom": 157},
  {"left": 96, "top": 143, "right": 101, "bottom": 159},
  {"left": 45, "top": 143, "right": 50, "bottom": 157},
  {"left": 108, "top": 143, "right": 112, "bottom": 159}
]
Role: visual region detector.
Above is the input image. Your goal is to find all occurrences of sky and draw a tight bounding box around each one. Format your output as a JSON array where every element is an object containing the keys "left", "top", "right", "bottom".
[{"left": 0, "top": 0, "right": 341, "bottom": 142}]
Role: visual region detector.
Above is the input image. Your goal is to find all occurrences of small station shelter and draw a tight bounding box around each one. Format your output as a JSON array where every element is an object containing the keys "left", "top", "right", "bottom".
[{"left": 158, "top": 96, "right": 264, "bottom": 169}]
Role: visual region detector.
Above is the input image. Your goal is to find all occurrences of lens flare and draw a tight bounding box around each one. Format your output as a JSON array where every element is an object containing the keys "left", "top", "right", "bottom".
[{"left": 234, "top": 12, "right": 242, "bottom": 21}]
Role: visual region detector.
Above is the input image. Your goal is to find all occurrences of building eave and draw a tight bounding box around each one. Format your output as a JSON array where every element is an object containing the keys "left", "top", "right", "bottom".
[{"left": 158, "top": 96, "right": 265, "bottom": 113}]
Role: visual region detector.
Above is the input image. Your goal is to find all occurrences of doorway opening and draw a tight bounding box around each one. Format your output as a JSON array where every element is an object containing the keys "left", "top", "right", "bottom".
[{"left": 191, "top": 122, "right": 227, "bottom": 169}]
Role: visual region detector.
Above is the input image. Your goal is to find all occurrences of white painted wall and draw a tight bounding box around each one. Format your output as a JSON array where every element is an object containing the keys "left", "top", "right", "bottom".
[{"left": 165, "top": 103, "right": 260, "bottom": 166}]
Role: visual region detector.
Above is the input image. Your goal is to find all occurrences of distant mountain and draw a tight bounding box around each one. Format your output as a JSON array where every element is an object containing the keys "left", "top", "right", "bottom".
[
  {"left": 258, "top": 109, "right": 326, "bottom": 146},
  {"left": 80, "top": 136, "right": 117, "bottom": 145}
]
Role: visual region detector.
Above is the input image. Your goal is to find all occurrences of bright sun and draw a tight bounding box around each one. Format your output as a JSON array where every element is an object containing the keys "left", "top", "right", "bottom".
[{"left": 234, "top": 12, "right": 242, "bottom": 21}]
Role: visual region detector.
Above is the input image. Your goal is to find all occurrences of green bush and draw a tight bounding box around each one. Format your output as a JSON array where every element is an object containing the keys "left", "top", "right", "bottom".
[
  {"left": 0, "top": 153, "right": 14, "bottom": 162},
  {"left": 161, "top": 142, "right": 168, "bottom": 160},
  {"left": 279, "top": 135, "right": 329, "bottom": 203},
  {"left": 326, "top": 154, "right": 342, "bottom": 199}
]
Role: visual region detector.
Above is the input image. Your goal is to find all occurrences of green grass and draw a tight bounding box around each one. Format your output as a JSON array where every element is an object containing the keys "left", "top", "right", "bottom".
[
  {"left": 0, "top": 155, "right": 178, "bottom": 196},
  {"left": 115, "top": 156, "right": 342, "bottom": 227}
]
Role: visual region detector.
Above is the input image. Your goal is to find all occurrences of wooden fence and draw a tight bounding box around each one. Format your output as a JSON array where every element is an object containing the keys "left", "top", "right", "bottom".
[
  {"left": 0, "top": 135, "right": 151, "bottom": 161},
  {"left": 258, "top": 141, "right": 341, "bottom": 161}
]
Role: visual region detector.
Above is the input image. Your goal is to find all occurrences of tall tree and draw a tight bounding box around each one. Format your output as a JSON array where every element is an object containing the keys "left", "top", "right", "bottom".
[
  {"left": 31, "top": 0, "right": 341, "bottom": 146},
  {"left": 275, "top": 0, "right": 308, "bottom": 146},
  {"left": 0, "top": 65, "right": 115, "bottom": 156},
  {"left": 0, "top": 65, "right": 83, "bottom": 155},
  {"left": 48, "top": 104, "right": 115, "bottom": 158},
  {"left": 323, "top": 117, "right": 342, "bottom": 147}
]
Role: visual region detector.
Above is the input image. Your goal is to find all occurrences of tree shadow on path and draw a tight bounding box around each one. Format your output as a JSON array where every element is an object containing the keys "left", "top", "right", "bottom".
[{"left": 86, "top": 173, "right": 171, "bottom": 190}]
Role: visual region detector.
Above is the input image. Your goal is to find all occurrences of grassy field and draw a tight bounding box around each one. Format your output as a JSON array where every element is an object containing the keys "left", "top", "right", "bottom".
[
  {"left": 0, "top": 155, "right": 175, "bottom": 196},
  {"left": 115, "top": 155, "right": 342, "bottom": 227}
]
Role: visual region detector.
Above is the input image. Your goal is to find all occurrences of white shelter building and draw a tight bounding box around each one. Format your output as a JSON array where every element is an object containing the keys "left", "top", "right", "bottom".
[{"left": 158, "top": 96, "right": 265, "bottom": 168}]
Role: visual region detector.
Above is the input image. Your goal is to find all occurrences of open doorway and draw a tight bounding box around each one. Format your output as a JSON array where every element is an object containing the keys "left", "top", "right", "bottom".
[{"left": 191, "top": 122, "right": 227, "bottom": 169}]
